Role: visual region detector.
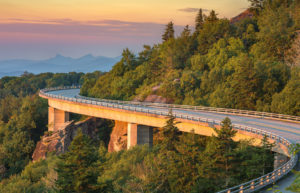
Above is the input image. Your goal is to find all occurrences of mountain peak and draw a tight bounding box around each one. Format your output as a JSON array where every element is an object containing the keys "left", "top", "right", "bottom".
[
  {"left": 54, "top": 54, "right": 66, "bottom": 58},
  {"left": 78, "top": 54, "right": 95, "bottom": 60}
]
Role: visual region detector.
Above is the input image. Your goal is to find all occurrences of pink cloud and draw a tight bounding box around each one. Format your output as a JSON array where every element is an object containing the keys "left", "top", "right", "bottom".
[{"left": 0, "top": 19, "right": 185, "bottom": 59}]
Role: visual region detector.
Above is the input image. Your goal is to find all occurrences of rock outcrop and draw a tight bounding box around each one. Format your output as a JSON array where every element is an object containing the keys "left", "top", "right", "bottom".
[
  {"left": 143, "top": 95, "right": 174, "bottom": 103},
  {"left": 32, "top": 117, "right": 103, "bottom": 162},
  {"left": 108, "top": 121, "right": 128, "bottom": 152},
  {"left": 134, "top": 84, "right": 174, "bottom": 104},
  {"left": 286, "top": 30, "right": 300, "bottom": 67},
  {"left": 230, "top": 9, "right": 254, "bottom": 24}
]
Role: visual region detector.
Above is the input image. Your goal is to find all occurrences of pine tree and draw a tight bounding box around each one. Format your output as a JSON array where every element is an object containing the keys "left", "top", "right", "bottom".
[
  {"left": 214, "top": 117, "right": 237, "bottom": 145},
  {"left": 181, "top": 25, "right": 191, "bottom": 38},
  {"left": 206, "top": 10, "right": 218, "bottom": 23},
  {"left": 56, "top": 130, "right": 99, "bottom": 193},
  {"left": 162, "top": 21, "right": 175, "bottom": 42},
  {"left": 213, "top": 117, "right": 237, "bottom": 187},
  {"left": 195, "top": 9, "right": 204, "bottom": 33},
  {"left": 260, "top": 135, "right": 274, "bottom": 175},
  {"left": 161, "top": 109, "right": 181, "bottom": 151}
]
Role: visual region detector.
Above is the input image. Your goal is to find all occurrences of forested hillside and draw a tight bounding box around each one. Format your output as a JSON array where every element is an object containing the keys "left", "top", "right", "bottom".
[
  {"left": 0, "top": 114, "right": 276, "bottom": 193},
  {"left": 81, "top": 0, "right": 300, "bottom": 116},
  {"left": 0, "top": 72, "right": 88, "bottom": 179}
]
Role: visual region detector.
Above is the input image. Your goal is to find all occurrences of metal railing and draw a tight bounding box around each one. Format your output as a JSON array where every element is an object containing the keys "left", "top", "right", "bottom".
[
  {"left": 41, "top": 86, "right": 300, "bottom": 122},
  {"left": 77, "top": 97, "right": 300, "bottom": 122},
  {"left": 39, "top": 86, "right": 299, "bottom": 193}
]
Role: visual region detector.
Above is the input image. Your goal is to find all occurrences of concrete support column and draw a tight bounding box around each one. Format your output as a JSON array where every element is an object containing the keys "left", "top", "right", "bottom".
[
  {"left": 48, "top": 107, "right": 70, "bottom": 131},
  {"left": 127, "top": 123, "right": 153, "bottom": 149}
]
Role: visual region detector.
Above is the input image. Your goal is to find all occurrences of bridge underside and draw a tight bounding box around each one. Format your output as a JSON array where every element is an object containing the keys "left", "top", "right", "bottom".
[{"left": 46, "top": 98, "right": 289, "bottom": 155}]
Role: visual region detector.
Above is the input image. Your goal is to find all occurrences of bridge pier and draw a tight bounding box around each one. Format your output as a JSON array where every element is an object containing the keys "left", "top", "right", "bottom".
[
  {"left": 127, "top": 123, "right": 153, "bottom": 149},
  {"left": 48, "top": 107, "right": 70, "bottom": 131}
]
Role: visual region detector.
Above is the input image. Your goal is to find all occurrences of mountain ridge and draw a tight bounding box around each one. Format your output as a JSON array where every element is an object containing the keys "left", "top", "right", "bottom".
[{"left": 0, "top": 54, "right": 120, "bottom": 77}]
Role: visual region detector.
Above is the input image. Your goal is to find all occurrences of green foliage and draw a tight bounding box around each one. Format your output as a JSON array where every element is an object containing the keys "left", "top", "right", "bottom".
[
  {"left": 81, "top": 0, "right": 299, "bottom": 118},
  {"left": 256, "top": 0, "right": 295, "bottom": 60},
  {"left": 1, "top": 2, "right": 296, "bottom": 191},
  {"left": 80, "top": 0, "right": 299, "bottom": 117},
  {"left": 197, "top": 19, "right": 232, "bottom": 55},
  {"left": 285, "top": 143, "right": 300, "bottom": 193},
  {"left": 206, "top": 10, "right": 219, "bottom": 23},
  {"left": 0, "top": 131, "right": 34, "bottom": 178},
  {"left": 214, "top": 117, "right": 237, "bottom": 143},
  {"left": 162, "top": 21, "right": 175, "bottom": 42},
  {"left": 79, "top": 71, "right": 104, "bottom": 96},
  {"left": 195, "top": 9, "right": 204, "bottom": 33},
  {"left": 1, "top": 116, "right": 275, "bottom": 193},
  {"left": 271, "top": 68, "right": 300, "bottom": 115},
  {"left": 0, "top": 154, "right": 59, "bottom": 193},
  {"left": 160, "top": 110, "right": 181, "bottom": 151},
  {"left": 0, "top": 72, "right": 84, "bottom": 180},
  {"left": 56, "top": 130, "right": 99, "bottom": 193}
]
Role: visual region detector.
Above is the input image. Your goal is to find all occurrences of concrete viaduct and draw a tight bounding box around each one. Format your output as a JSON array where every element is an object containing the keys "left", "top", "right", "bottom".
[{"left": 40, "top": 86, "right": 300, "bottom": 193}]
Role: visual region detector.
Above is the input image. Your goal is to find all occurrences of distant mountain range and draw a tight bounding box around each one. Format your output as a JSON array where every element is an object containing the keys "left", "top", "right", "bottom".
[{"left": 0, "top": 54, "right": 121, "bottom": 77}]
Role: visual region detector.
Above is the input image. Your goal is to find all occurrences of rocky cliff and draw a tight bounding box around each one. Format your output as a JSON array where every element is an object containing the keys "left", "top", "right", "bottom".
[
  {"left": 32, "top": 117, "right": 104, "bottom": 161},
  {"left": 108, "top": 120, "right": 128, "bottom": 152},
  {"left": 230, "top": 9, "right": 254, "bottom": 24}
]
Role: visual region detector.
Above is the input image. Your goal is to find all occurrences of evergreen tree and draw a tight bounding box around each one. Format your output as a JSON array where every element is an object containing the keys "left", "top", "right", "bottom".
[
  {"left": 161, "top": 109, "right": 181, "bottom": 151},
  {"left": 213, "top": 117, "right": 237, "bottom": 187},
  {"left": 206, "top": 10, "right": 218, "bottom": 23},
  {"left": 181, "top": 25, "right": 191, "bottom": 38},
  {"left": 256, "top": 0, "right": 294, "bottom": 60},
  {"left": 162, "top": 21, "right": 175, "bottom": 42},
  {"left": 111, "top": 48, "right": 137, "bottom": 77},
  {"left": 56, "top": 130, "right": 99, "bottom": 193},
  {"left": 195, "top": 9, "right": 204, "bottom": 33},
  {"left": 259, "top": 135, "right": 274, "bottom": 175},
  {"left": 214, "top": 118, "right": 237, "bottom": 144},
  {"left": 230, "top": 54, "right": 259, "bottom": 110}
]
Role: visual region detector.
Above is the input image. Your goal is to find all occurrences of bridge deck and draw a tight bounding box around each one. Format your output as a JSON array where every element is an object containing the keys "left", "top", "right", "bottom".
[{"left": 48, "top": 89, "right": 300, "bottom": 144}]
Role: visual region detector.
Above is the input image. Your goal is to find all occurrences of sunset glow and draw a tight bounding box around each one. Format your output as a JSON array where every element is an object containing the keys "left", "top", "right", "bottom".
[{"left": 0, "top": 0, "right": 250, "bottom": 59}]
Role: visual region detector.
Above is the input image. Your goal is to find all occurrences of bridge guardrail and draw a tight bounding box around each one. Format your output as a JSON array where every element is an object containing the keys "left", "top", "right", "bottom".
[
  {"left": 39, "top": 86, "right": 299, "bottom": 193},
  {"left": 40, "top": 85, "right": 300, "bottom": 122}
]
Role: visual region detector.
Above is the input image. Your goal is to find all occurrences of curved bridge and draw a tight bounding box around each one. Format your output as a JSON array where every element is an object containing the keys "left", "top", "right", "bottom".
[{"left": 39, "top": 86, "right": 300, "bottom": 193}]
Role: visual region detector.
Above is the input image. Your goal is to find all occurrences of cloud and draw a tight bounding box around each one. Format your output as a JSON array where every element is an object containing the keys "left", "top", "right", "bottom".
[
  {"left": 177, "top": 8, "right": 209, "bottom": 13},
  {"left": 0, "top": 18, "right": 185, "bottom": 60},
  {"left": 0, "top": 19, "right": 185, "bottom": 41},
  {"left": 4, "top": 18, "right": 166, "bottom": 28},
  {"left": 6, "top": 18, "right": 81, "bottom": 25}
]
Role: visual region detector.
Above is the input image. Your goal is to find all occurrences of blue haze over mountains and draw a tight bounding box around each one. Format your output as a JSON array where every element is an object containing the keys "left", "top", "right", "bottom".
[{"left": 0, "top": 54, "right": 121, "bottom": 77}]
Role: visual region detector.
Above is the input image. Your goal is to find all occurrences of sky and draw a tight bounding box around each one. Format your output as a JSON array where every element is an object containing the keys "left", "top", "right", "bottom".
[{"left": 0, "top": 0, "right": 250, "bottom": 60}]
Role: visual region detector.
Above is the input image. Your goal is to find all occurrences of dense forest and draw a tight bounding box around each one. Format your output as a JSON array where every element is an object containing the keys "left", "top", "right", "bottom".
[
  {"left": 0, "top": 0, "right": 299, "bottom": 192},
  {"left": 0, "top": 72, "right": 88, "bottom": 179},
  {"left": 81, "top": 0, "right": 300, "bottom": 116},
  {"left": 0, "top": 112, "right": 276, "bottom": 193}
]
